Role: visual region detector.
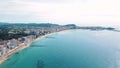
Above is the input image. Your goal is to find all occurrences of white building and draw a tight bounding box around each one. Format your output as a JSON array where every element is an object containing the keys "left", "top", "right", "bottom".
[
  {"left": 7, "top": 39, "right": 18, "bottom": 49},
  {"left": 0, "top": 45, "right": 7, "bottom": 56}
]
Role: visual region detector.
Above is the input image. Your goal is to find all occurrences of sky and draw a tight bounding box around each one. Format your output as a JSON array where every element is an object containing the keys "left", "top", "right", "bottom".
[{"left": 0, "top": 0, "right": 120, "bottom": 27}]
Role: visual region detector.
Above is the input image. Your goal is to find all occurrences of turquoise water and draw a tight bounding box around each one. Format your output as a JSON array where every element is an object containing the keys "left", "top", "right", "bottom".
[{"left": 0, "top": 30, "right": 120, "bottom": 68}]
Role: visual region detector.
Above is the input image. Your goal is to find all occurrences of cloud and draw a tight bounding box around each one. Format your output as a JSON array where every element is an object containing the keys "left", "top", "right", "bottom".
[
  {"left": 0, "top": 0, "right": 120, "bottom": 27},
  {"left": 20, "top": 0, "right": 84, "bottom": 3}
]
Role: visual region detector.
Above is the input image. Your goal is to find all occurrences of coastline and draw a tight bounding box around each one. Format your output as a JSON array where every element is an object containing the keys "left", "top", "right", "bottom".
[{"left": 0, "top": 30, "right": 70, "bottom": 64}]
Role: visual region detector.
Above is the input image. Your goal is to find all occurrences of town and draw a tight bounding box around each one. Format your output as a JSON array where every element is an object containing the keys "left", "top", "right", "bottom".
[{"left": 0, "top": 23, "right": 77, "bottom": 58}]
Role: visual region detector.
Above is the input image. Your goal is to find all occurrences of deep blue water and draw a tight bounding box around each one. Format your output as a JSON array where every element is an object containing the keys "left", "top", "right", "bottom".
[{"left": 0, "top": 30, "right": 120, "bottom": 68}]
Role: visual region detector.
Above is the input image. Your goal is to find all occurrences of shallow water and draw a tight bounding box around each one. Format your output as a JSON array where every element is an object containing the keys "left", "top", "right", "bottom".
[{"left": 0, "top": 30, "right": 120, "bottom": 68}]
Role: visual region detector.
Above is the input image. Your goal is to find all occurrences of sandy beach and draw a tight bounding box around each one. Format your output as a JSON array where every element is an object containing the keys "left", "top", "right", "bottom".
[{"left": 0, "top": 30, "right": 71, "bottom": 64}]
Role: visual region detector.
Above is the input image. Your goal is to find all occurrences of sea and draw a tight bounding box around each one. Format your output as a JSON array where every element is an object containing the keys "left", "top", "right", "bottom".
[{"left": 0, "top": 29, "right": 120, "bottom": 68}]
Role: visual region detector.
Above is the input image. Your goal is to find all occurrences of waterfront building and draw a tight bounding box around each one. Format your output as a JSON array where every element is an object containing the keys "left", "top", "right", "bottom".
[
  {"left": 0, "top": 45, "right": 7, "bottom": 56},
  {"left": 0, "top": 51, "right": 2, "bottom": 57},
  {"left": 7, "top": 39, "right": 18, "bottom": 49},
  {"left": 0, "top": 45, "right": 3, "bottom": 57},
  {"left": 2, "top": 47, "right": 7, "bottom": 56}
]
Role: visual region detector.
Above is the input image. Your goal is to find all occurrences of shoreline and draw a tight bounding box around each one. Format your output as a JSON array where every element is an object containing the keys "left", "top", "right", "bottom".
[{"left": 0, "top": 30, "right": 71, "bottom": 64}]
